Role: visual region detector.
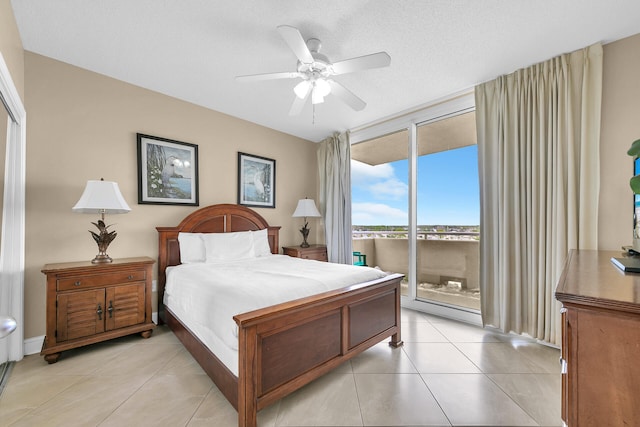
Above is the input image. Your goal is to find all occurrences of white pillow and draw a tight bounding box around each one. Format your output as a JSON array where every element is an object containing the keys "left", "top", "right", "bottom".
[
  {"left": 203, "top": 231, "right": 255, "bottom": 262},
  {"left": 252, "top": 228, "right": 272, "bottom": 257},
  {"left": 178, "top": 232, "right": 206, "bottom": 263}
]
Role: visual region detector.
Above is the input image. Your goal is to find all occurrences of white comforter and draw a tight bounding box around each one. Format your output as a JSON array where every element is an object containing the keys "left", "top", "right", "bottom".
[{"left": 165, "top": 255, "right": 388, "bottom": 351}]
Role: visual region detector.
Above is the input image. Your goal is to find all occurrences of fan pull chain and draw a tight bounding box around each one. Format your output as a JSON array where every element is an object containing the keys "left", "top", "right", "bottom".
[{"left": 312, "top": 103, "right": 316, "bottom": 125}]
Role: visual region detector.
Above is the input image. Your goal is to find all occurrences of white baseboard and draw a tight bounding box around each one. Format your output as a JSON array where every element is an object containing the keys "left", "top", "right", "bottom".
[
  {"left": 23, "top": 311, "right": 158, "bottom": 356},
  {"left": 24, "top": 335, "right": 44, "bottom": 356}
]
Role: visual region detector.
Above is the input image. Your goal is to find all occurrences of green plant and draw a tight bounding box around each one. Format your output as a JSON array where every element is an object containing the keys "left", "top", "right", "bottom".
[{"left": 627, "top": 138, "right": 640, "bottom": 193}]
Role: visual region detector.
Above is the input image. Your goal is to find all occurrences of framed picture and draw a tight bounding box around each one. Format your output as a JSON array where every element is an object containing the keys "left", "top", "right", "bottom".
[
  {"left": 237, "top": 152, "right": 276, "bottom": 208},
  {"left": 137, "top": 133, "right": 199, "bottom": 205}
]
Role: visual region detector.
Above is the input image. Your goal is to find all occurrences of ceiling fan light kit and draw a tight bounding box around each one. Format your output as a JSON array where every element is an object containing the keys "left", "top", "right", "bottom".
[{"left": 236, "top": 25, "right": 391, "bottom": 116}]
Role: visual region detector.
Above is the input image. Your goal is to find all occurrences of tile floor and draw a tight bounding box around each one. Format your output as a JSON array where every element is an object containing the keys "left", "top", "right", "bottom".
[{"left": 0, "top": 309, "right": 561, "bottom": 426}]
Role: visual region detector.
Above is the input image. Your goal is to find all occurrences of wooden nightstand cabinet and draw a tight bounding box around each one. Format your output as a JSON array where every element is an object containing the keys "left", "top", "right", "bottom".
[
  {"left": 282, "top": 244, "right": 328, "bottom": 262},
  {"left": 41, "top": 257, "right": 156, "bottom": 363}
]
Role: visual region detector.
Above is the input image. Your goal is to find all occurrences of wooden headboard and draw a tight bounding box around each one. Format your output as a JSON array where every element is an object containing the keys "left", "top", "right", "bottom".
[{"left": 156, "top": 203, "right": 281, "bottom": 323}]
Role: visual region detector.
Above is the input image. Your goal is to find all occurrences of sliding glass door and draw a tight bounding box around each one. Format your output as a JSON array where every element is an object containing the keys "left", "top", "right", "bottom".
[
  {"left": 351, "top": 129, "right": 410, "bottom": 295},
  {"left": 350, "top": 95, "right": 480, "bottom": 322},
  {"left": 415, "top": 112, "right": 480, "bottom": 311}
]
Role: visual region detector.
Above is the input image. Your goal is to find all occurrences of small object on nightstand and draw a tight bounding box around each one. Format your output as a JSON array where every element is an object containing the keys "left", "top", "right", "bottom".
[{"left": 282, "top": 244, "right": 328, "bottom": 262}]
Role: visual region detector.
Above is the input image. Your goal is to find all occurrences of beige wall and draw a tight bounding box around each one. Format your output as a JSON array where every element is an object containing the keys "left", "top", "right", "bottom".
[
  {"left": 4, "top": 0, "right": 639, "bottom": 340},
  {"left": 23, "top": 53, "right": 319, "bottom": 339},
  {"left": 0, "top": 0, "right": 24, "bottom": 100},
  {"left": 599, "top": 33, "right": 640, "bottom": 250}
]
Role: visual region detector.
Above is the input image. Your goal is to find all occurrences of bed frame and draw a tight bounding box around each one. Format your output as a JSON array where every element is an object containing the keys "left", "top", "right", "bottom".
[{"left": 157, "top": 204, "right": 403, "bottom": 427}]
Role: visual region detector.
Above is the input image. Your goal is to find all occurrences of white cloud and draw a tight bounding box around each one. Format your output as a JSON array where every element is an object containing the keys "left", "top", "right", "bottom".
[
  {"left": 351, "top": 159, "right": 407, "bottom": 200},
  {"left": 352, "top": 202, "right": 407, "bottom": 225},
  {"left": 351, "top": 160, "right": 395, "bottom": 185},
  {"left": 369, "top": 179, "right": 408, "bottom": 199}
]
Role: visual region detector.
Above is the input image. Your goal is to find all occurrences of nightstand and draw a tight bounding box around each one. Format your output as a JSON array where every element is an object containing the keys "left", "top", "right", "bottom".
[
  {"left": 282, "top": 244, "right": 328, "bottom": 262},
  {"left": 41, "top": 257, "right": 156, "bottom": 363}
]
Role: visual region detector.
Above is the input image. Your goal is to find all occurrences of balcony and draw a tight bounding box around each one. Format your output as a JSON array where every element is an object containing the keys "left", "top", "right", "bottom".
[{"left": 352, "top": 231, "right": 480, "bottom": 310}]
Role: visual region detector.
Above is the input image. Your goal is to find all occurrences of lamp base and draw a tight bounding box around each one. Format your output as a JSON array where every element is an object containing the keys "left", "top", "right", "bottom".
[
  {"left": 91, "top": 254, "right": 113, "bottom": 264},
  {"left": 299, "top": 222, "right": 311, "bottom": 248}
]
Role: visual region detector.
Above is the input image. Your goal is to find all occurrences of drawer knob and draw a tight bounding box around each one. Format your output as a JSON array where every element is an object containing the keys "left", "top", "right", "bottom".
[
  {"left": 74, "top": 281, "right": 81, "bottom": 286},
  {"left": 560, "top": 357, "right": 567, "bottom": 374},
  {"left": 127, "top": 275, "right": 134, "bottom": 280}
]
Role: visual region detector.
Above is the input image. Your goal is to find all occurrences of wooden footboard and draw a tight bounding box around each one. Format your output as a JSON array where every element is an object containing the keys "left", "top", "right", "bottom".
[
  {"left": 157, "top": 204, "right": 404, "bottom": 427},
  {"left": 234, "top": 273, "right": 403, "bottom": 427}
]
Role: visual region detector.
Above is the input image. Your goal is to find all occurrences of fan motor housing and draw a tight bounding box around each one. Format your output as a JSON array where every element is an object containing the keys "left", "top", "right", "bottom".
[{"left": 296, "top": 38, "right": 331, "bottom": 77}]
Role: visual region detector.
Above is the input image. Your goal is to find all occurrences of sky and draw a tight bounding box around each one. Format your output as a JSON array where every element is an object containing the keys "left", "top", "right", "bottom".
[{"left": 351, "top": 145, "right": 480, "bottom": 226}]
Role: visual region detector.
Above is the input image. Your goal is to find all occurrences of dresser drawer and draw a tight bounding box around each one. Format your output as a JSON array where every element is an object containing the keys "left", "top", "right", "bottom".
[{"left": 57, "top": 270, "right": 146, "bottom": 291}]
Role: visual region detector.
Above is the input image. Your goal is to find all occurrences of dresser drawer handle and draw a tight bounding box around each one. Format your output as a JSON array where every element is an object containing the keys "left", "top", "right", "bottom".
[
  {"left": 74, "top": 281, "right": 81, "bottom": 286},
  {"left": 560, "top": 357, "right": 567, "bottom": 374},
  {"left": 127, "top": 275, "right": 134, "bottom": 280}
]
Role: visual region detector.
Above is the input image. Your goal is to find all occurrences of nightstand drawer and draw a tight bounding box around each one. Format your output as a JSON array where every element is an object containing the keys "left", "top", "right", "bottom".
[
  {"left": 300, "top": 249, "right": 327, "bottom": 261},
  {"left": 57, "top": 270, "right": 146, "bottom": 291},
  {"left": 282, "top": 245, "right": 328, "bottom": 262}
]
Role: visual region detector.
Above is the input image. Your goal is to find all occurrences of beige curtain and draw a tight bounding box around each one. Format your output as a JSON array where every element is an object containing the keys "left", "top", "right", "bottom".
[
  {"left": 317, "top": 132, "right": 352, "bottom": 264},
  {"left": 475, "top": 44, "right": 602, "bottom": 345}
]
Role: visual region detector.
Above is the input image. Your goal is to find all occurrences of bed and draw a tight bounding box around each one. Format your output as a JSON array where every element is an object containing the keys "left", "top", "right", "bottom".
[{"left": 156, "top": 204, "right": 403, "bottom": 427}]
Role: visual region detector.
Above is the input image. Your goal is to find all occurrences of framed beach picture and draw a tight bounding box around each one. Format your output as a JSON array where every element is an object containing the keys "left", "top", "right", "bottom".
[
  {"left": 137, "top": 133, "right": 199, "bottom": 205},
  {"left": 237, "top": 152, "right": 276, "bottom": 208}
]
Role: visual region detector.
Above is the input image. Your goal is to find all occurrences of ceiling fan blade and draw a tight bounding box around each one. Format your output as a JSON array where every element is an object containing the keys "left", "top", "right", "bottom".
[
  {"left": 289, "top": 85, "right": 311, "bottom": 116},
  {"left": 277, "top": 25, "right": 314, "bottom": 64},
  {"left": 236, "top": 71, "right": 301, "bottom": 82},
  {"left": 327, "top": 80, "right": 366, "bottom": 111},
  {"left": 331, "top": 52, "right": 391, "bottom": 75}
]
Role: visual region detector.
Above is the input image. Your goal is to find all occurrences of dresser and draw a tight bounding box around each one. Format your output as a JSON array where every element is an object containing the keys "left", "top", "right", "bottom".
[
  {"left": 555, "top": 250, "right": 640, "bottom": 426},
  {"left": 282, "top": 244, "right": 328, "bottom": 261},
  {"left": 41, "top": 257, "right": 156, "bottom": 363}
]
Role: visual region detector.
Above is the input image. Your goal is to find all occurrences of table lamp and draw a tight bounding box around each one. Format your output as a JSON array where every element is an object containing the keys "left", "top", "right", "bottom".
[
  {"left": 72, "top": 178, "right": 131, "bottom": 263},
  {"left": 292, "top": 198, "right": 321, "bottom": 248}
]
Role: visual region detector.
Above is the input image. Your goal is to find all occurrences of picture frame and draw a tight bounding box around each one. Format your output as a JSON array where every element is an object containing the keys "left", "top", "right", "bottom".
[
  {"left": 137, "top": 133, "right": 199, "bottom": 206},
  {"left": 237, "top": 152, "right": 276, "bottom": 208}
]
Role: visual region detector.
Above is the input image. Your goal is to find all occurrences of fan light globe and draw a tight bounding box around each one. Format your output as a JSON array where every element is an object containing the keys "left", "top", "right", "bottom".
[
  {"left": 294, "top": 80, "right": 310, "bottom": 99},
  {"left": 312, "top": 87, "right": 325, "bottom": 104},
  {"left": 315, "top": 79, "right": 330, "bottom": 97}
]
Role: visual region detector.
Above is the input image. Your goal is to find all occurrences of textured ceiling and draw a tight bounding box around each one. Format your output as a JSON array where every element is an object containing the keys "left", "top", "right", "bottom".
[{"left": 10, "top": 1, "right": 640, "bottom": 142}]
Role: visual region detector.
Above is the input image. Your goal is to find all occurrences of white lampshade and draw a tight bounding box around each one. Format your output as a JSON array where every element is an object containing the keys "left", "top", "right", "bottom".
[
  {"left": 72, "top": 179, "right": 131, "bottom": 214},
  {"left": 292, "top": 198, "right": 321, "bottom": 218}
]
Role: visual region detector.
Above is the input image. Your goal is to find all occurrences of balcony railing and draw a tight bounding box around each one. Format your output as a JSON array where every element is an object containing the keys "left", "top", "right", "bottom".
[
  {"left": 352, "top": 231, "right": 480, "bottom": 310},
  {"left": 353, "top": 230, "right": 479, "bottom": 240}
]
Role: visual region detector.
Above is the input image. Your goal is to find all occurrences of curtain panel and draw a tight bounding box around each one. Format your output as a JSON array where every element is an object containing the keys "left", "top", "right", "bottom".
[
  {"left": 317, "top": 132, "right": 353, "bottom": 264},
  {"left": 475, "top": 44, "right": 602, "bottom": 345}
]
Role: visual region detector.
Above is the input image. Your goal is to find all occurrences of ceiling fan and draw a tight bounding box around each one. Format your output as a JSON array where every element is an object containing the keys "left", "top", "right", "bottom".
[{"left": 236, "top": 25, "right": 391, "bottom": 116}]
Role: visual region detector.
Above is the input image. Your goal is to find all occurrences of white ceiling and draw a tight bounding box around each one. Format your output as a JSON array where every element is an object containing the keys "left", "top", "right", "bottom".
[{"left": 10, "top": 1, "right": 640, "bottom": 142}]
